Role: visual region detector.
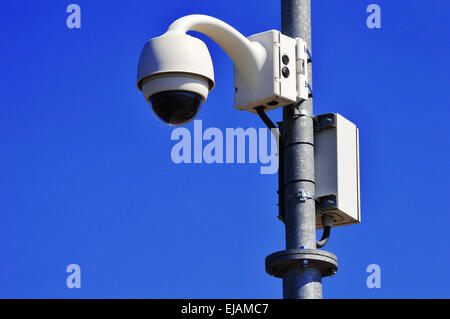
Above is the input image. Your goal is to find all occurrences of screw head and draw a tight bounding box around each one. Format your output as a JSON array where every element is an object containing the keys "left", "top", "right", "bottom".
[
  {"left": 282, "top": 67, "right": 290, "bottom": 78},
  {"left": 282, "top": 55, "right": 289, "bottom": 65}
]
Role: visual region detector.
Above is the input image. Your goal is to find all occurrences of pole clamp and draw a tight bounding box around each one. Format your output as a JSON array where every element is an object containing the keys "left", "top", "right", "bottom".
[
  {"left": 297, "top": 189, "right": 315, "bottom": 202},
  {"left": 293, "top": 104, "right": 315, "bottom": 120},
  {"left": 285, "top": 189, "right": 315, "bottom": 202}
]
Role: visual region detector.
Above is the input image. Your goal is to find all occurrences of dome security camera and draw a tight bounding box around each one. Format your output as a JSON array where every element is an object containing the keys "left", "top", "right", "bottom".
[
  {"left": 136, "top": 15, "right": 309, "bottom": 126},
  {"left": 136, "top": 33, "right": 215, "bottom": 126}
]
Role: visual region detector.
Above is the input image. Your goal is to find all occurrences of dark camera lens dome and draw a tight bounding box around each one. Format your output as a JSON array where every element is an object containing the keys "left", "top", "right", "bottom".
[{"left": 149, "top": 90, "right": 203, "bottom": 126}]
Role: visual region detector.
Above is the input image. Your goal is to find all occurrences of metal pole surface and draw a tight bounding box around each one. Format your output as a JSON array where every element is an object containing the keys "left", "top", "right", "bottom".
[{"left": 280, "top": 0, "right": 322, "bottom": 299}]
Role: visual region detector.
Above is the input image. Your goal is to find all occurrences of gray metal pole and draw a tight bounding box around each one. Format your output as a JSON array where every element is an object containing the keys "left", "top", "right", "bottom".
[{"left": 281, "top": 0, "right": 322, "bottom": 299}]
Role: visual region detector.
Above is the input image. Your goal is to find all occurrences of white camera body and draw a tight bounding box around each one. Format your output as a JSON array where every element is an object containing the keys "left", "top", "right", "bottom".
[
  {"left": 136, "top": 15, "right": 310, "bottom": 126},
  {"left": 234, "top": 31, "right": 309, "bottom": 113}
]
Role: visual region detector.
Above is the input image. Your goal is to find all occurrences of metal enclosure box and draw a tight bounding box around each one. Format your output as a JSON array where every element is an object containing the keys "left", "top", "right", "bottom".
[
  {"left": 314, "top": 113, "right": 361, "bottom": 229},
  {"left": 233, "top": 30, "right": 298, "bottom": 113}
]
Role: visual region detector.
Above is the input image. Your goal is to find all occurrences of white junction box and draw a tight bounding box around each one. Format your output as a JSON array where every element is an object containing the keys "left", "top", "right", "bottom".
[
  {"left": 314, "top": 113, "right": 361, "bottom": 229},
  {"left": 233, "top": 30, "right": 299, "bottom": 113}
]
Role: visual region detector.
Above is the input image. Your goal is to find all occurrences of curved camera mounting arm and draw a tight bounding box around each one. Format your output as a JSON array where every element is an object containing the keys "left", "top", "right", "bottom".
[
  {"left": 137, "top": 14, "right": 303, "bottom": 126},
  {"left": 164, "top": 14, "right": 267, "bottom": 90}
]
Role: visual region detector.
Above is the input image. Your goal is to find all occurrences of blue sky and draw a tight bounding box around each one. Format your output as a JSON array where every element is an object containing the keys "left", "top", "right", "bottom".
[{"left": 0, "top": 0, "right": 449, "bottom": 298}]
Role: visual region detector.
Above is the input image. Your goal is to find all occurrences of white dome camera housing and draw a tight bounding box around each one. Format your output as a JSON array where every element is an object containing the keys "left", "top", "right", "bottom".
[{"left": 136, "top": 33, "right": 215, "bottom": 126}]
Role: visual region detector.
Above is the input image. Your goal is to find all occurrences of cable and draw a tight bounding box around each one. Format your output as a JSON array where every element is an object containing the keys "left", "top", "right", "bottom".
[
  {"left": 316, "top": 226, "right": 331, "bottom": 248},
  {"left": 255, "top": 106, "right": 277, "bottom": 129},
  {"left": 316, "top": 214, "right": 334, "bottom": 248},
  {"left": 255, "top": 106, "right": 285, "bottom": 222}
]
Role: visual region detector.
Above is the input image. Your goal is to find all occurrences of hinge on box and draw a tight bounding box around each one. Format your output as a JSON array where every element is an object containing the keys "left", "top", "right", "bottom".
[
  {"left": 305, "top": 46, "right": 313, "bottom": 97},
  {"left": 295, "top": 38, "right": 309, "bottom": 101}
]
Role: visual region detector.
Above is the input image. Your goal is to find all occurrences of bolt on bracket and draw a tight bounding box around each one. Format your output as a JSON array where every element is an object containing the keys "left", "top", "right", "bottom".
[
  {"left": 314, "top": 113, "right": 336, "bottom": 131},
  {"left": 315, "top": 194, "right": 337, "bottom": 213}
]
